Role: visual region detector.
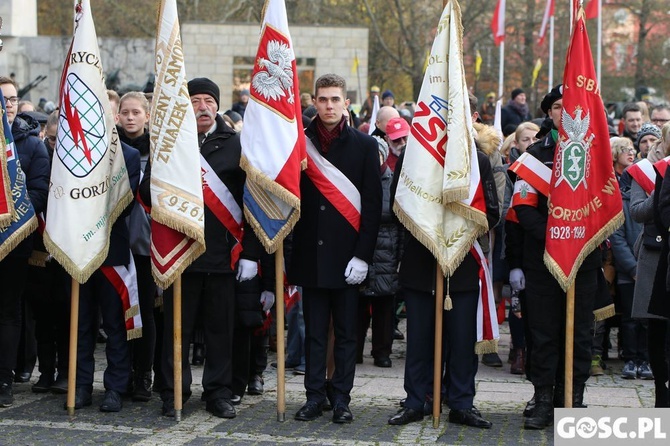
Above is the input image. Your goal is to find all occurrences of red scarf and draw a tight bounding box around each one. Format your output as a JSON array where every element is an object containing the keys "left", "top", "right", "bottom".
[{"left": 315, "top": 115, "right": 346, "bottom": 154}]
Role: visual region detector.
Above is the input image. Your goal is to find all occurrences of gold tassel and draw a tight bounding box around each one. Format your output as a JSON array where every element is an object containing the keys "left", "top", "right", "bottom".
[
  {"left": 593, "top": 303, "right": 616, "bottom": 322},
  {"left": 444, "top": 277, "right": 453, "bottom": 311}
]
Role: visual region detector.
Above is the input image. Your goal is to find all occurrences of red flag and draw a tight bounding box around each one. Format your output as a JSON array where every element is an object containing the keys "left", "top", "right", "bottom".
[
  {"left": 491, "top": 0, "right": 506, "bottom": 46},
  {"left": 538, "top": 0, "right": 555, "bottom": 45},
  {"left": 585, "top": 0, "right": 599, "bottom": 20},
  {"left": 544, "top": 7, "right": 623, "bottom": 290}
]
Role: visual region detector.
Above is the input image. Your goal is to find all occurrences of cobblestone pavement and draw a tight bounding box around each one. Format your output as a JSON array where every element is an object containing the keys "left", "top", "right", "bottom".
[{"left": 0, "top": 323, "right": 655, "bottom": 445}]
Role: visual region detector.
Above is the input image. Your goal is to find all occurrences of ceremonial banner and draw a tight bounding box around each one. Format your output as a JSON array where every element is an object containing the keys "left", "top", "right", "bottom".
[
  {"left": 44, "top": 0, "right": 132, "bottom": 283},
  {"left": 367, "top": 95, "right": 380, "bottom": 135},
  {"left": 394, "top": 0, "right": 488, "bottom": 277},
  {"left": 544, "top": 7, "right": 623, "bottom": 290},
  {"left": 0, "top": 91, "right": 37, "bottom": 261},
  {"left": 149, "top": 0, "right": 206, "bottom": 288},
  {"left": 240, "top": 0, "right": 305, "bottom": 254}
]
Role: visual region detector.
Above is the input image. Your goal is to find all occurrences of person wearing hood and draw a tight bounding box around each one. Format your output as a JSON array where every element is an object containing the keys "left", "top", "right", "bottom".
[
  {"left": 501, "top": 88, "right": 532, "bottom": 133},
  {"left": 0, "top": 77, "right": 50, "bottom": 408}
]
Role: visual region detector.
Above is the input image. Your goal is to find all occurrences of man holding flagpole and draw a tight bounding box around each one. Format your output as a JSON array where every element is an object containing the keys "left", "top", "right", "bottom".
[
  {"left": 512, "top": 7, "right": 623, "bottom": 424},
  {"left": 0, "top": 81, "right": 49, "bottom": 408}
]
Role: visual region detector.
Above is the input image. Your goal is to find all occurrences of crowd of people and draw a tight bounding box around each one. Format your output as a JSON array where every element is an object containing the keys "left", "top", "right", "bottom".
[{"left": 1, "top": 72, "right": 670, "bottom": 433}]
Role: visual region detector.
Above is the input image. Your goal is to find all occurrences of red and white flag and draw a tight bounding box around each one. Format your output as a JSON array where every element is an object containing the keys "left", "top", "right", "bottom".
[
  {"left": 544, "top": 6, "right": 623, "bottom": 290},
  {"left": 491, "top": 0, "right": 506, "bottom": 46},
  {"left": 44, "top": 0, "right": 132, "bottom": 284},
  {"left": 148, "top": 0, "right": 206, "bottom": 288},
  {"left": 240, "top": 0, "right": 305, "bottom": 254},
  {"left": 538, "top": 0, "right": 555, "bottom": 45},
  {"left": 101, "top": 252, "right": 143, "bottom": 340}
]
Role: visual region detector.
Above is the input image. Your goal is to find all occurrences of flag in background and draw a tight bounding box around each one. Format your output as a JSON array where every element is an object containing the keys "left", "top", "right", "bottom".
[
  {"left": 0, "top": 91, "right": 37, "bottom": 261},
  {"left": 240, "top": 0, "right": 305, "bottom": 254},
  {"left": 585, "top": 0, "right": 600, "bottom": 20},
  {"left": 544, "top": 6, "right": 623, "bottom": 290},
  {"left": 148, "top": 0, "right": 206, "bottom": 289},
  {"left": 367, "top": 95, "right": 380, "bottom": 135},
  {"left": 351, "top": 52, "right": 360, "bottom": 75},
  {"left": 531, "top": 58, "right": 543, "bottom": 87},
  {"left": 44, "top": 0, "right": 132, "bottom": 283},
  {"left": 491, "top": 0, "right": 506, "bottom": 46},
  {"left": 538, "top": 0, "right": 555, "bottom": 45},
  {"left": 475, "top": 49, "right": 482, "bottom": 81}
]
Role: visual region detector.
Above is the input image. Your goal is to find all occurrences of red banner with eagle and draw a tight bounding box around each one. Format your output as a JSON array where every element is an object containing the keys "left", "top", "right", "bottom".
[{"left": 544, "top": 7, "right": 623, "bottom": 290}]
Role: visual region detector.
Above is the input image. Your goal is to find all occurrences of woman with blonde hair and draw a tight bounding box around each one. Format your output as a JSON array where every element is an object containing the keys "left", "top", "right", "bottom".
[{"left": 504, "top": 122, "right": 540, "bottom": 164}]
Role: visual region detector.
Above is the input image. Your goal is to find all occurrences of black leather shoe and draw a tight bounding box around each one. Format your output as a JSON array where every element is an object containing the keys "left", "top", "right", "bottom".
[
  {"left": 206, "top": 398, "right": 236, "bottom": 418},
  {"left": 247, "top": 374, "right": 264, "bottom": 395},
  {"left": 52, "top": 374, "right": 68, "bottom": 394},
  {"left": 448, "top": 408, "right": 492, "bottom": 429},
  {"left": 332, "top": 403, "right": 353, "bottom": 423},
  {"left": 388, "top": 407, "right": 424, "bottom": 425},
  {"left": 132, "top": 371, "right": 152, "bottom": 402},
  {"left": 32, "top": 373, "right": 54, "bottom": 393},
  {"left": 14, "top": 372, "right": 31, "bottom": 383},
  {"left": 295, "top": 401, "right": 323, "bottom": 421},
  {"left": 231, "top": 394, "right": 242, "bottom": 405},
  {"left": 161, "top": 398, "right": 175, "bottom": 417},
  {"left": 374, "top": 357, "right": 392, "bottom": 368},
  {"left": 63, "top": 387, "right": 92, "bottom": 410},
  {"left": 393, "top": 328, "right": 405, "bottom": 340},
  {"left": 481, "top": 353, "right": 503, "bottom": 367},
  {"left": 100, "top": 389, "right": 122, "bottom": 412}
]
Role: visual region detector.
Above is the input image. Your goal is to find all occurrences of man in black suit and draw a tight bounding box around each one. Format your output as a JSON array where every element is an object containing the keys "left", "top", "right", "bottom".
[{"left": 290, "top": 73, "right": 382, "bottom": 424}]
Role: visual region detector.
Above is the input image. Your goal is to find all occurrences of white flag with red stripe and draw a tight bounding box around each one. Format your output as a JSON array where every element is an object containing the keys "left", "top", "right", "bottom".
[
  {"left": 100, "top": 252, "right": 142, "bottom": 340},
  {"left": 149, "top": 0, "right": 205, "bottom": 288},
  {"left": 394, "top": 0, "right": 488, "bottom": 277},
  {"left": 491, "top": 0, "right": 506, "bottom": 46},
  {"left": 240, "top": 0, "right": 305, "bottom": 254},
  {"left": 538, "top": 0, "right": 555, "bottom": 45}
]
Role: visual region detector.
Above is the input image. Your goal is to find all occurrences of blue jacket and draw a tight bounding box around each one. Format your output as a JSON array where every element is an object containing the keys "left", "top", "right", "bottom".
[
  {"left": 8, "top": 113, "right": 50, "bottom": 258},
  {"left": 610, "top": 171, "right": 642, "bottom": 283}
]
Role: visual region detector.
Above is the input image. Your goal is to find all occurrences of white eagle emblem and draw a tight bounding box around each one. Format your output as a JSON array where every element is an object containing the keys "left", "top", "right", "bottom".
[
  {"left": 555, "top": 107, "right": 594, "bottom": 191},
  {"left": 252, "top": 40, "right": 294, "bottom": 104}
]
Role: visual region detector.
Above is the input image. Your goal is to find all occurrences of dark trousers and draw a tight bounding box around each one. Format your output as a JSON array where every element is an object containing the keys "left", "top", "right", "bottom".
[
  {"left": 403, "top": 287, "right": 479, "bottom": 411},
  {"left": 25, "top": 261, "right": 70, "bottom": 377},
  {"left": 619, "top": 282, "right": 648, "bottom": 362},
  {"left": 232, "top": 326, "right": 268, "bottom": 396},
  {"left": 647, "top": 318, "right": 670, "bottom": 407},
  {"left": 525, "top": 268, "right": 596, "bottom": 388},
  {"left": 0, "top": 257, "right": 29, "bottom": 384},
  {"left": 356, "top": 294, "right": 394, "bottom": 360},
  {"left": 509, "top": 306, "right": 525, "bottom": 349},
  {"left": 130, "top": 255, "right": 156, "bottom": 373},
  {"left": 75, "top": 270, "right": 130, "bottom": 392},
  {"left": 160, "top": 272, "right": 235, "bottom": 402},
  {"left": 303, "top": 287, "right": 358, "bottom": 405}
]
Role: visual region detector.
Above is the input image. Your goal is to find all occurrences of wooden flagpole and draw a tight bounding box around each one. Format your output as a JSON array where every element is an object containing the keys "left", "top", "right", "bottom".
[
  {"left": 432, "top": 265, "right": 444, "bottom": 428},
  {"left": 173, "top": 275, "right": 183, "bottom": 421},
  {"left": 275, "top": 245, "right": 286, "bottom": 421},
  {"left": 66, "top": 278, "right": 80, "bottom": 417},
  {"left": 564, "top": 283, "right": 575, "bottom": 408}
]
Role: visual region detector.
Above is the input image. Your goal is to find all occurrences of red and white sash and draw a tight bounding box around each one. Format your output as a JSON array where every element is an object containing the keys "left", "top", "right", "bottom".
[
  {"left": 471, "top": 241, "right": 499, "bottom": 353},
  {"left": 100, "top": 252, "right": 143, "bottom": 340},
  {"left": 627, "top": 158, "right": 657, "bottom": 195},
  {"left": 304, "top": 138, "right": 361, "bottom": 231},
  {"left": 654, "top": 156, "right": 670, "bottom": 181},
  {"left": 509, "top": 152, "right": 551, "bottom": 197},
  {"left": 506, "top": 179, "right": 539, "bottom": 223},
  {"left": 200, "top": 154, "right": 244, "bottom": 269}
]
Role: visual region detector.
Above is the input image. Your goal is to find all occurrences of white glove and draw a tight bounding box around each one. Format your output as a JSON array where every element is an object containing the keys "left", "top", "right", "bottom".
[
  {"left": 260, "top": 291, "right": 275, "bottom": 312},
  {"left": 236, "top": 259, "right": 258, "bottom": 282},
  {"left": 509, "top": 268, "right": 526, "bottom": 291},
  {"left": 344, "top": 256, "right": 368, "bottom": 285}
]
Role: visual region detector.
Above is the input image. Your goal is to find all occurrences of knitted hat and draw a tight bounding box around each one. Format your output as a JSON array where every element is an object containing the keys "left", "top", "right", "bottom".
[
  {"left": 540, "top": 84, "right": 563, "bottom": 114},
  {"left": 188, "top": 77, "right": 220, "bottom": 110},
  {"left": 636, "top": 122, "right": 662, "bottom": 147},
  {"left": 381, "top": 90, "right": 394, "bottom": 101},
  {"left": 511, "top": 88, "right": 525, "bottom": 100},
  {"left": 370, "top": 85, "right": 380, "bottom": 93},
  {"left": 373, "top": 136, "right": 389, "bottom": 162}
]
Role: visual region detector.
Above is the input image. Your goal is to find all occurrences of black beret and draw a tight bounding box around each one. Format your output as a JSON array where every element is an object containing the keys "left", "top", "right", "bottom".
[{"left": 540, "top": 84, "right": 563, "bottom": 114}]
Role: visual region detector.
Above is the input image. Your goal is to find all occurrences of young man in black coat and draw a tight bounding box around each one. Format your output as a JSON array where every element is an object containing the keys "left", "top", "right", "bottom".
[{"left": 290, "top": 73, "right": 382, "bottom": 424}]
